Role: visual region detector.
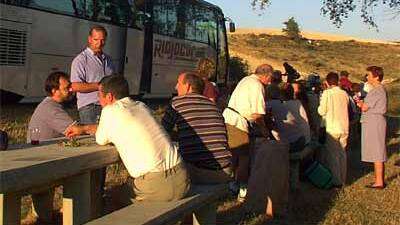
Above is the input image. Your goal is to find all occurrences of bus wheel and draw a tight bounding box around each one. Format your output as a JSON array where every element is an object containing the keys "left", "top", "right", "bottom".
[{"left": 0, "top": 90, "right": 23, "bottom": 104}]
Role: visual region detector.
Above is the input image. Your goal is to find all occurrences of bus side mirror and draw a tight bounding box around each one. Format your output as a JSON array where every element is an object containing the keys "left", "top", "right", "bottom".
[{"left": 229, "top": 22, "right": 235, "bottom": 33}]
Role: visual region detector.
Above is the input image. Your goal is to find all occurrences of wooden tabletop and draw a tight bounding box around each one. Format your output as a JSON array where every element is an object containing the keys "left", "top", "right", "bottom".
[{"left": 0, "top": 137, "right": 119, "bottom": 193}]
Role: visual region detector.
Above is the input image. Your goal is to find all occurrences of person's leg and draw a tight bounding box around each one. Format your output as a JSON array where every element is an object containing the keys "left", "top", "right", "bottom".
[
  {"left": 325, "top": 133, "right": 342, "bottom": 186},
  {"left": 90, "top": 168, "right": 106, "bottom": 218},
  {"left": 374, "top": 162, "right": 385, "bottom": 187},
  {"left": 31, "top": 189, "right": 55, "bottom": 223},
  {"left": 338, "top": 134, "right": 349, "bottom": 185}
]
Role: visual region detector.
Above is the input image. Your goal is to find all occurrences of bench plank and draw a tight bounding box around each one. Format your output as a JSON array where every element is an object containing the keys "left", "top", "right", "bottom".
[{"left": 85, "top": 185, "right": 228, "bottom": 225}]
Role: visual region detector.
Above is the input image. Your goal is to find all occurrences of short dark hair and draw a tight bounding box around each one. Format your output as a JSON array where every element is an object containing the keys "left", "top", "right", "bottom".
[
  {"left": 366, "top": 66, "right": 384, "bottom": 82},
  {"left": 182, "top": 72, "right": 205, "bottom": 94},
  {"left": 44, "top": 71, "right": 69, "bottom": 96},
  {"left": 99, "top": 75, "right": 129, "bottom": 99},
  {"left": 281, "top": 83, "right": 294, "bottom": 100},
  {"left": 340, "top": 70, "right": 349, "bottom": 77},
  {"left": 89, "top": 25, "right": 107, "bottom": 37},
  {"left": 326, "top": 72, "right": 339, "bottom": 86},
  {"left": 271, "top": 70, "right": 282, "bottom": 84}
]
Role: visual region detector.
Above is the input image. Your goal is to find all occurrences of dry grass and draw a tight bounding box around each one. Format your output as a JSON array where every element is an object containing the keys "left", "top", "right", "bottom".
[
  {"left": 228, "top": 33, "right": 400, "bottom": 115},
  {"left": 1, "top": 103, "right": 399, "bottom": 225}
]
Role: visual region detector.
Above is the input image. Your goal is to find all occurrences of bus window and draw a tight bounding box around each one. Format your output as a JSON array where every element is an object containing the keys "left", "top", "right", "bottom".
[
  {"left": 127, "top": 0, "right": 145, "bottom": 29},
  {"left": 29, "top": 0, "right": 76, "bottom": 15},
  {"left": 153, "top": 0, "right": 178, "bottom": 36},
  {"left": 217, "top": 16, "right": 228, "bottom": 82},
  {"left": 179, "top": 3, "right": 216, "bottom": 47},
  {"left": 85, "top": 0, "right": 130, "bottom": 25},
  {"left": 0, "top": 0, "right": 31, "bottom": 6}
]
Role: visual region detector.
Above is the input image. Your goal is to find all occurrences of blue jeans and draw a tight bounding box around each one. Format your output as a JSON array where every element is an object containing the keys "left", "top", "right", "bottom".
[{"left": 79, "top": 104, "right": 102, "bottom": 125}]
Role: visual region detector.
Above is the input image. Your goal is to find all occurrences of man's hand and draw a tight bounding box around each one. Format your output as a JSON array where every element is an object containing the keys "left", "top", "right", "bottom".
[
  {"left": 64, "top": 125, "right": 84, "bottom": 138},
  {"left": 64, "top": 124, "right": 98, "bottom": 138}
]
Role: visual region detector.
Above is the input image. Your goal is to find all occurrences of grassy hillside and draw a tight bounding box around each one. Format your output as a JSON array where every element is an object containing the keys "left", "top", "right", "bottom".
[{"left": 228, "top": 33, "right": 400, "bottom": 115}]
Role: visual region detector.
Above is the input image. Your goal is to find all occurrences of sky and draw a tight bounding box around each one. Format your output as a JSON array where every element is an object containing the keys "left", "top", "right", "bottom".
[{"left": 207, "top": 0, "right": 400, "bottom": 41}]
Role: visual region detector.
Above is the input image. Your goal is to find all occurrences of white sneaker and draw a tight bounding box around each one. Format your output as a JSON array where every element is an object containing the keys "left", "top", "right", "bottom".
[{"left": 237, "top": 185, "right": 247, "bottom": 202}]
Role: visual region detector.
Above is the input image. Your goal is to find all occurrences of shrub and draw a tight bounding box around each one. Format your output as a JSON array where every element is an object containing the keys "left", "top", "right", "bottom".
[{"left": 229, "top": 56, "right": 250, "bottom": 82}]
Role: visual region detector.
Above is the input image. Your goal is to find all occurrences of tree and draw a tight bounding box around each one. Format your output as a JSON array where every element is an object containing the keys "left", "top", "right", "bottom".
[
  {"left": 229, "top": 56, "right": 250, "bottom": 82},
  {"left": 251, "top": 0, "right": 400, "bottom": 28},
  {"left": 282, "top": 17, "right": 302, "bottom": 40}
]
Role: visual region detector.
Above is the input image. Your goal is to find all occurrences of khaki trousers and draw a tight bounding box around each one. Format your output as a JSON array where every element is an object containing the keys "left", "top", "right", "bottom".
[
  {"left": 324, "top": 133, "right": 348, "bottom": 186},
  {"left": 186, "top": 163, "right": 233, "bottom": 184},
  {"left": 132, "top": 163, "right": 190, "bottom": 201}
]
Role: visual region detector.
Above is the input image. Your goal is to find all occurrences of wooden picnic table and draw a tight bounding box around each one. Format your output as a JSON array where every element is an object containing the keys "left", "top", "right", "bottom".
[{"left": 0, "top": 136, "right": 120, "bottom": 225}]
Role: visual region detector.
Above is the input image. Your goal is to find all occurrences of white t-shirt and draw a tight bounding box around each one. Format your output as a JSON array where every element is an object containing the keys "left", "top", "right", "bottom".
[
  {"left": 96, "top": 98, "right": 181, "bottom": 178},
  {"left": 223, "top": 74, "right": 266, "bottom": 132}
]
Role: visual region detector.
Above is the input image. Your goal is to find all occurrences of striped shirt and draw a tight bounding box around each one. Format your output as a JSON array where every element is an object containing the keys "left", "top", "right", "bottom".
[{"left": 162, "top": 93, "right": 231, "bottom": 170}]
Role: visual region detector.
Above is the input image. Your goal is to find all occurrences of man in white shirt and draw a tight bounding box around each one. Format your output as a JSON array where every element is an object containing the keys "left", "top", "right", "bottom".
[
  {"left": 318, "top": 72, "right": 349, "bottom": 186},
  {"left": 66, "top": 75, "right": 190, "bottom": 201},
  {"left": 223, "top": 64, "right": 273, "bottom": 201}
]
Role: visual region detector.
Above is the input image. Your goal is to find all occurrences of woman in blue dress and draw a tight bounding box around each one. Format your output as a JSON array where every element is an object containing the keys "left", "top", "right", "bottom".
[{"left": 357, "top": 66, "right": 387, "bottom": 189}]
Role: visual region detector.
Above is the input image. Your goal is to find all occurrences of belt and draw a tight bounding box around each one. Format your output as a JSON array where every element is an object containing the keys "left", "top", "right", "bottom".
[
  {"left": 134, "top": 163, "right": 184, "bottom": 180},
  {"left": 191, "top": 161, "right": 231, "bottom": 171}
]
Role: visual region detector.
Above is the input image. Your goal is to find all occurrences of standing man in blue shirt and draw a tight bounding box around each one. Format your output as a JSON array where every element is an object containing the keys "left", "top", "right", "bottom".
[
  {"left": 70, "top": 25, "right": 114, "bottom": 218},
  {"left": 71, "top": 25, "right": 115, "bottom": 124}
]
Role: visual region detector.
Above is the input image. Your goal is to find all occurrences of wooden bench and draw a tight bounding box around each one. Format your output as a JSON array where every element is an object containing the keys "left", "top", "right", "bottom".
[
  {"left": 289, "top": 142, "right": 320, "bottom": 190},
  {"left": 85, "top": 184, "right": 228, "bottom": 225}
]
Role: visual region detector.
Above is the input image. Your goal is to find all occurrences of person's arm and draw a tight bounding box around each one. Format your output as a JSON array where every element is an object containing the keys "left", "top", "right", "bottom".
[
  {"left": 71, "top": 82, "right": 99, "bottom": 93},
  {"left": 357, "top": 93, "right": 386, "bottom": 114},
  {"left": 251, "top": 113, "right": 268, "bottom": 137},
  {"left": 161, "top": 103, "right": 178, "bottom": 133},
  {"left": 64, "top": 124, "right": 97, "bottom": 138},
  {"left": 318, "top": 91, "right": 328, "bottom": 116}
]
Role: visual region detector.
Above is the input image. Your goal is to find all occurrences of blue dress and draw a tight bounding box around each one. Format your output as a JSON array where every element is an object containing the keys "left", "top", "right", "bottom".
[{"left": 361, "top": 84, "right": 387, "bottom": 162}]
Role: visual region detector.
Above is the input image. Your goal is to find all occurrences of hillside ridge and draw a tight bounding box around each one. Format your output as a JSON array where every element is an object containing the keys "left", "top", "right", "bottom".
[{"left": 233, "top": 28, "right": 399, "bottom": 45}]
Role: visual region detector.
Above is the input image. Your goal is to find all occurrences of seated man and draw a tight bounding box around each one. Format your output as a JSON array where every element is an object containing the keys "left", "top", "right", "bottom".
[
  {"left": 162, "top": 72, "right": 232, "bottom": 184},
  {"left": 65, "top": 75, "right": 190, "bottom": 201},
  {"left": 28, "top": 71, "right": 76, "bottom": 142},
  {"left": 27, "top": 71, "right": 78, "bottom": 224}
]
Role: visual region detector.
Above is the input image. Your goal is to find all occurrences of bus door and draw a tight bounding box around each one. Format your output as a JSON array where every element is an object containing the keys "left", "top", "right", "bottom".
[
  {"left": 124, "top": 28, "right": 145, "bottom": 96},
  {"left": 0, "top": 5, "right": 32, "bottom": 97}
]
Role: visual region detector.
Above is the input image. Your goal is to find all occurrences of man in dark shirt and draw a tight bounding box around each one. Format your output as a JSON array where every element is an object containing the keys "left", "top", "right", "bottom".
[{"left": 162, "top": 72, "right": 232, "bottom": 184}]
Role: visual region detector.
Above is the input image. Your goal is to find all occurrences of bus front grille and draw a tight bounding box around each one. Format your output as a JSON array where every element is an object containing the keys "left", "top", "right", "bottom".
[{"left": 0, "top": 27, "right": 27, "bottom": 66}]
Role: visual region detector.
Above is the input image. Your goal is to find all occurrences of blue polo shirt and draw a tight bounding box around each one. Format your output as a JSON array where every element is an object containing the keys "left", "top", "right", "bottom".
[{"left": 70, "top": 47, "right": 115, "bottom": 109}]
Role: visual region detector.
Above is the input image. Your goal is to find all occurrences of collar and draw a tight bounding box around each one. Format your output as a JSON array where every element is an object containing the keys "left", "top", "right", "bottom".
[{"left": 85, "top": 47, "right": 105, "bottom": 59}]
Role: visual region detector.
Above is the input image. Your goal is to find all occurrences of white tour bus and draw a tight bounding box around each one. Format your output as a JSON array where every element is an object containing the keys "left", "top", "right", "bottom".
[{"left": 0, "top": 0, "right": 233, "bottom": 103}]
